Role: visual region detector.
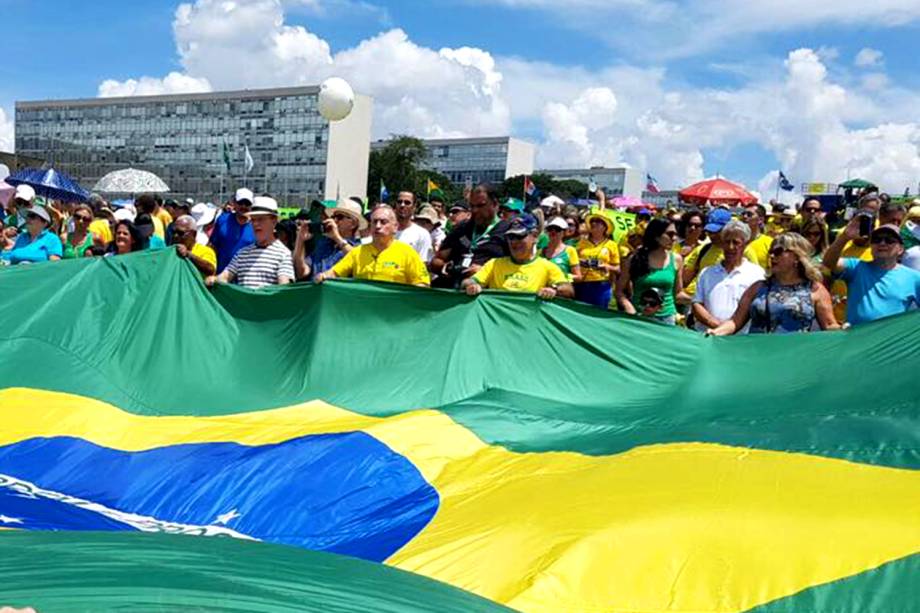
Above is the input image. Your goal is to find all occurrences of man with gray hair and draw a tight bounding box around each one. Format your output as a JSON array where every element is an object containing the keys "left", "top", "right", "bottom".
[
  {"left": 691, "top": 220, "right": 765, "bottom": 333},
  {"left": 172, "top": 214, "right": 216, "bottom": 277}
]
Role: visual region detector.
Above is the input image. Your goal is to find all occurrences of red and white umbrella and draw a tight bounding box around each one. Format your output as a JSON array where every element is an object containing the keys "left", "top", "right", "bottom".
[{"left": 679, "top": 178, "right": 756, "bottom": 206}]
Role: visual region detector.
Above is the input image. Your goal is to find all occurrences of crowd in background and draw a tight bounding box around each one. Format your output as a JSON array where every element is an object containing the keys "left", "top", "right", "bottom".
[{"left": 3, "top": 180, "right": 919, "bottom": 334}]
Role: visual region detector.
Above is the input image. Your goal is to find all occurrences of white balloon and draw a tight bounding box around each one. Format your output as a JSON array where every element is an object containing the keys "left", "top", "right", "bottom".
[{"left": 318, "top": 77, "right": 355, "bottom": 122}]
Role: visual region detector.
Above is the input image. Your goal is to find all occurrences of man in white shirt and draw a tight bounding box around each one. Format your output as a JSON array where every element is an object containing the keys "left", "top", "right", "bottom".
[
  {"left": 393, "top": 191, "right": 433, "bottom": 262},
  {"left": 692, "top": 220, "right": 765, "bottom": 333}
]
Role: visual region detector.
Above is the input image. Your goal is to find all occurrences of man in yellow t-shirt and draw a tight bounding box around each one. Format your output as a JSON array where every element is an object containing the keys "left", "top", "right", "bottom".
[
  {"left": 463, "top": 214, "right": 573, "bottom": 300},
  {"left": 319, "top": 205, "right": 430, "bottom": 287},
  {"left": 741, "top": 203, "right": 773, "bottom": 270},
  {"left": 172, "top": 215, "right": 216, "bottom": 277}
]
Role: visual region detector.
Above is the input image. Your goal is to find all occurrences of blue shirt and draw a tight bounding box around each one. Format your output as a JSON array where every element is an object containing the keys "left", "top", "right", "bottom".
[
  {"left": 306, "top": 236, "right": 360, "bottom": 280},
  {"left": 2, "top": 230, "right": 63, "bottom": 264},
  {"left": 148, "top": 235, "right": 167, "bottom": 251},
  {"left": 841, "top": 259, "right": 920, "bottom": 325},
  {"left": 210, "top": 212, "right": 254, "bottom": 273}
]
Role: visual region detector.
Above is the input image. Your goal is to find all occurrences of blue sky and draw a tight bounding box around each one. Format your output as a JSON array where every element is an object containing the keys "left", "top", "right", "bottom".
[{"left": 2, "top": 0, "right": 919, "bottom": 193}]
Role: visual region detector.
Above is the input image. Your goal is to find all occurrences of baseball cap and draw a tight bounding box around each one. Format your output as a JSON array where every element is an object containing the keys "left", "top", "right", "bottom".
[
  {"left": 907, "top": 205, "right": 920, "bottom": 222},
  {"left": 114, "top": 207, "right": 136, "bottom": 223},
  {"left": 14, "top": 184, "right": 35, "bottom": 203},
  {"left": 500, "top": 198, "right": 525, "bottom": 213},
  {"left": 234, "top": 188, "right": 254, "bottom": 205},
  {"left": 248, "top": 196, "right": 279, "bottom": 217},
  {"left": 871, "top": 224, "right": 903, "bottom": 243},
  {"left": 24, "top": 205, "right": 50, "bottom": 224},
  {"left": 449, "top": 201, "right": 470, "bottom": 212},
  {"left": 505, "top": 213, "right": 538, "bottom": 238},
  {"left": 546, "top": 216, "right": 568, "bottom": 231},
  {"left": 704, "top": 208, "right": 732, "bottom": 233}
]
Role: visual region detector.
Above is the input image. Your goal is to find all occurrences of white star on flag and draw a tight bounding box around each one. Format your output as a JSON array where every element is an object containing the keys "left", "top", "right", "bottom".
[
  {"left": 214, "top": 509, "right": 241, "bottom": 525},
  {"left": 0, "top": 515, "right": 23, "bottom": 524}
]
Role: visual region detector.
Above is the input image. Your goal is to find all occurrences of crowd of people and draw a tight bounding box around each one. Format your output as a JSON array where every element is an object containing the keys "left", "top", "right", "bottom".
[{"left": 3, "top": 180, "right": 919, "bottom": 334}]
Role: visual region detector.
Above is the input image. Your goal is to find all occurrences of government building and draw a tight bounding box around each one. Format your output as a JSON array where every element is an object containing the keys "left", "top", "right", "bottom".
[{"left": 15, "top": 86, "right": 373, "bottom": 206}]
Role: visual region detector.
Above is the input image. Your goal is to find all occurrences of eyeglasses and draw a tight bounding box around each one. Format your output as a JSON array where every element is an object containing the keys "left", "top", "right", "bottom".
[
  {"left": 871, "top": 235, "right": 900, "bottom": 245},
  {"left": 769, "top": 247, "right": 787, "bottom": 257},
  {"left": 740, "top": 211, "right": 756, "bottom": 218},
  {"left": 172, "top": 229, "right": 191, "bottom": 237},
  {"left": 507, "top": 234, "right": 527, "bottom": 242},
  {"left": 804, "top": 207, "right": 821, "bottom": 213},
  {"left": 74, "top": 215, "right": 92, "bottom": 223},
  {"left": 687, "top": 222, "right": 703, "bottom": 229},
  {"left": 664, "top": 230, "right": 678, "bottom": 238},
  {"left": 331, "top": 213, "right": 349, "bottom": 221},
  {"left": 547, "top": 227, "right": 563, "bottom": 233},
  {"left": 396, "top": 199, "right": 414, "bottom": 205}
]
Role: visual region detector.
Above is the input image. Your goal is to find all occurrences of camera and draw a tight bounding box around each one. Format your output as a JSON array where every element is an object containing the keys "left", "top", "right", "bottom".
[{"left": 858, "top": 213, "right": 873, "bottom": 238}]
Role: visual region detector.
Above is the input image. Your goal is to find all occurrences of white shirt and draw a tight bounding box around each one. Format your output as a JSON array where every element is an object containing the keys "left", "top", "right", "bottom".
[
  {"left": 693, "top": 259, "right": 765, "bottom": 332},
  {"left": 396, "top": 222, "right": 434, "bottom": 262},
  {"left": 903, "top": 245, "right": 920, "bottom": 272}
]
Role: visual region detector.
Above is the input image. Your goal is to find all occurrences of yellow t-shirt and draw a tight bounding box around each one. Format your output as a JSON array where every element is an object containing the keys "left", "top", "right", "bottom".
[
  {"left": 332, "top": 240, "right": 430, "bottom": 286},
  {"left": 829, "top": 241, "right": 873, "bottom": 323},
  {"left": 88, "top": 219, "right": 112, "bottom": 246},
  {"left": 575, "top": 238, "right": 620, "bottom": 283},
  {"left": 684, "top": 242, "right": 759, "bottom": 296},
  {"left": 472, "top": 256, "right": 567, "bottom": 293},
  {"left": 155, "top": 207, "right": 173, "bottom": 229},
  {"left": 190, "top": 242, "right": 217, "bottom": 273},
  {"left": 746, "top": 233, "right": 773, "bottom": 270},
  {"left": 151, "top": 215, "right": 166, "bottom": 240}
]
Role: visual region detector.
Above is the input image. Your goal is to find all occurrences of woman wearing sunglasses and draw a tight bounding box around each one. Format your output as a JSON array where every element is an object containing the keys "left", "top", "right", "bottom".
[
  {"left": 708, "top": 232, "right": 838, "bottom": 335},
  {"left": 62, "top": 204, "right": 96, "bottom": 259},
  {"left": 677, "top": 209, "right": 705, "bottom": 258},
  {"left": 616, "top": 218, "right": 686, "bottom": 325},
  {"left": 542, "top": 217, "right": 582, "bottom": 282},
  {"left": 798, "top": 217, "right": 828, "bottom": 263},
  {"left": 1, "top": 204, "right": 63, "bottom": 265}
]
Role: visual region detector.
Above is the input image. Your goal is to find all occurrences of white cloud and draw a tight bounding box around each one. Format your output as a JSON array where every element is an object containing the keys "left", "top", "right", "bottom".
[
  {"left": 477, "top": 1, "right": 920, "bottom": 59},
  {"left": 854, "top": 47, "right": 884, "bottom": 67},
  {"left": 0, "top": 108, "right": 13, "bottom": 152},
  {"left": 95, "top": 0, "right": 920, "bottom": 193},
  {"left": 100, "top": 0, "right": 510, "bottom": 139},
  {"left": 98, "top": 72, "right": 212, "bottom": 97}
]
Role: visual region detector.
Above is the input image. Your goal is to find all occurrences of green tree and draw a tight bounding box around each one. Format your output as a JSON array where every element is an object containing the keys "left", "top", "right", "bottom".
[{"left": 368, "top": 135, "right": 429, "bottom": 203}]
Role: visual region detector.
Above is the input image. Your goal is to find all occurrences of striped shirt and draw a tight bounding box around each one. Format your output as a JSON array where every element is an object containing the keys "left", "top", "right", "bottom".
[{"left": 226, "top": 240, "right": 295, "bottom": 289}]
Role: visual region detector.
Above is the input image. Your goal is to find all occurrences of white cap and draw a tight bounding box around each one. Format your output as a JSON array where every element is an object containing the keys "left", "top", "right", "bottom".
[
  {"left": 191, "top": 202, "right": 218, "bottom": 228},
  {"left": 14, "top": 184, "right": 35, "bottom": 203},
  {"left": 234, "top": 188, "right": 254, "bottom": 205},
  {"left": 546, "top": 216, "right": 568, "bottom": 230},
  {"left": 540, "top": 195, "right": 564, "bottom": 209},
  {"left": 184, "top": 197, "right": 195, "bottom": 206},
  {"left": 249, "top": 196, "right": 279, "bottom": 217},
  {"left": 114, "top": 208, "right": 136, "bottom": 223}
]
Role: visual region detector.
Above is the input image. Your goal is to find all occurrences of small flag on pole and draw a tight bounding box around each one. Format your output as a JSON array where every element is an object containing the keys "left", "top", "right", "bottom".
[
  {"left": 523, "top": 176, "right": 536, "bottom": 197},
  {"left": 379, "top": 180, "right": 389, "bottom": 203},
  {"left": 646, "top": 173, "right": 661, "bottom": 194},
  {"left": 244, "top": 145, "right": 254, "bottom": 173},
  {"left": 778, "top": 171, "right": 794, "bottom": 192},
  {"left": 427, "top": 178, "right": 439, "bottom": 198}
]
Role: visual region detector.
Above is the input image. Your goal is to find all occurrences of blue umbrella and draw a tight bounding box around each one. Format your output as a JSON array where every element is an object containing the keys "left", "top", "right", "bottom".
[{"left": 6, "top": 167, "right": 90, "bottom": 203}]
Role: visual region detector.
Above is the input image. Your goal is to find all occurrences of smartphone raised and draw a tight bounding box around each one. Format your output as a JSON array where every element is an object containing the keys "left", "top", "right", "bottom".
[{"left": 858, "top": 214, "right": 873, "bottom": 238}]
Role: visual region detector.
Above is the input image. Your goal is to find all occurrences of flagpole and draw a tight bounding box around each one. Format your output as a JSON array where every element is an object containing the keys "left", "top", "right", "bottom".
[{"left": 775, "top": 170, "right": 780, "bottom": 203}]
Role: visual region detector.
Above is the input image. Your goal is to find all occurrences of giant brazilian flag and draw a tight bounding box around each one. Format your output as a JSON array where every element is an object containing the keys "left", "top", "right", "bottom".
[{"left": 0, "top": 249, "right": 917, "bottom": 612}]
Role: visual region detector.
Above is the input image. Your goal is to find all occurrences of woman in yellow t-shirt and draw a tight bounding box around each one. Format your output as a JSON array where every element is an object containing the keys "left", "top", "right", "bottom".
[{"left": 574, "top": 214, "right": 620, "bottom": 308}]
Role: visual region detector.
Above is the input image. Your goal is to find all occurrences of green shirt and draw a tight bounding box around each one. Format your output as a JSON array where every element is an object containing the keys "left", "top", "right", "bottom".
[
  {"left": 632, "top": 252, "right": 677, "bottom": 317},
  {"left": 62, "top": 233, "right": 94, "bottom": 259}
]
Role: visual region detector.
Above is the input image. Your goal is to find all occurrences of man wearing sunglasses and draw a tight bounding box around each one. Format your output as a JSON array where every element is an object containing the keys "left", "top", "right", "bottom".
[
  {"left": 462, "top": 214, "right": 573, "bottom": 300},
  {"left": 209, "top": 188, "right": 256, "bottom": 273},
  {"left": 823, "top": 218, "right": 920, "bottom": 325},
  {"left": 172, "top": 215, "right": 216, "bottom": 277},
  {"left": 740, "top": 203, "right": 773, "bottom": 270}
]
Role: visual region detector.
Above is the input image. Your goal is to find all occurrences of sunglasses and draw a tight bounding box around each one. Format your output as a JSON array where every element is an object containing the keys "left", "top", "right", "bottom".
[
  {"left": 74, "top": 215, "right": 92, "bottom": 223},
  {"left": 687, "top": 222, "right": 702, "bottom": 229},
  {"left": 26, "top": 213, "right": 42, "bottom": 221},
  {"left": 871, "top": 235, "right": 900, "bottom": 245},
  {"left": 396, "top": 199, "right": 414, "bottom": 205},
  {"left": 769, "top": 248, "right": 787, "bottom": 257},
  {"left": 804, "top": 207, "right": 821, "bottom": 213},
  {"left": 172, "top": 229, "right": 191, "bottom": 237},
  {"left": 331, "top": 213, "right": 350, "bottom": 221},
  {"left": 547, "top": 226, "right": 563, "bottom": 232},
  {"left": 740, "top": 211, "right": 757, "bottom": 218}
]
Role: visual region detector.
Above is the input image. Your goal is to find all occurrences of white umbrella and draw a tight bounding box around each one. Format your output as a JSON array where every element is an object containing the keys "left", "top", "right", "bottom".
[{"left": 94, "top": 168, "right": 170, "bottom": 194}]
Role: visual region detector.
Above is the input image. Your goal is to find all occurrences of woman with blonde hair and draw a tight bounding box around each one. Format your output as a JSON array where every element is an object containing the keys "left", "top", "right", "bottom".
[
  {"left": 708, "top": 232, "right": 838, "bottom": 334},
  {"left": 798, "top": 217, "right": 829, "bottom": 262}
]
